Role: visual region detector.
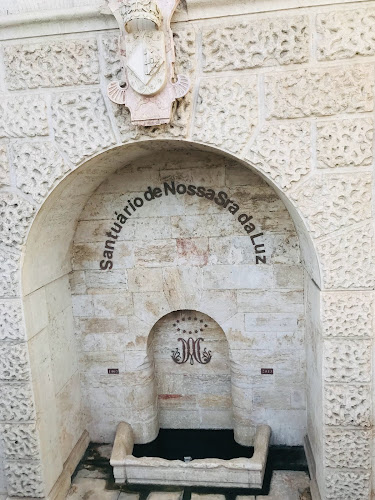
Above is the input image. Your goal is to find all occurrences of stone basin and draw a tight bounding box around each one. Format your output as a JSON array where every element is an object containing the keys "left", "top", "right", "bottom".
[{"left": 110, "top": 422, "right": 271, "bottom": 489}]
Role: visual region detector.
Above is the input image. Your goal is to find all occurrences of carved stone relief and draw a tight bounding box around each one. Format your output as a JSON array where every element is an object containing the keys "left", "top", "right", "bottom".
[{"left": 0, "top": 300, "right": 23, "bottom": 341}]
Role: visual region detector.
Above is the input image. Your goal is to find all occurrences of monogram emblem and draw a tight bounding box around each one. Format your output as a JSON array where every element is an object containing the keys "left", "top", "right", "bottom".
[{"left": 170, "top": 315, "right": 212, "bottom": 365}]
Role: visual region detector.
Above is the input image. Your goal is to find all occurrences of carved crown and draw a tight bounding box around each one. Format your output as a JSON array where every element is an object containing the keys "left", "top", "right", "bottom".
[{"left": 120, "top": 0, "right": 162, "bottom": 29}]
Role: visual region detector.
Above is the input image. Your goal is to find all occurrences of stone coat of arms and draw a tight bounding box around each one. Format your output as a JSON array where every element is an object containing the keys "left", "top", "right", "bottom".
[{"left": 107, "top": 0, "right": 190, "bottom": 125}]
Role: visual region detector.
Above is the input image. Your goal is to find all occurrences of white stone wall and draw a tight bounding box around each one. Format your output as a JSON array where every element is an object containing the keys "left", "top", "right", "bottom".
[
  {"left": 70, "top": 152, "right": 305, "bottom": 445},
  {"left": 0, "top": 2, "right": 373, "bottom": 499}
]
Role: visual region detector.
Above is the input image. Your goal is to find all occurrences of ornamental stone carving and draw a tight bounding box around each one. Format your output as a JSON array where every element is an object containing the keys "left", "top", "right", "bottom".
[
  {"left": 0, "top": 145, "right": 10, "bottom": 186},
  {"left": 0, "top": 250, "right": 20, "bottom": 298},
  {"left": 5, "top": 461, "right": 44, "bottom": 498},
  {"left": 0, "top": 300, "right": 23, "bottom": 341},
  {"left": 0, "top": 343, "right": 30, "bottom": 381},
  {"left": 13, "top": 142, "right": 70, "bottom": 203},
  {"left": 322, "top": 292, "right": 373, "bottom": 338},
  {"left": 324, "top": 339, "right": 371, "bottom": 383},
  {"left": 193, "top": 77, "right": 257, "bottom": 154},
  {"left": 326, "top": 470, "right": 370, "bottom": 500},
  {"left": 265, "top": 65, "right": 374, "bottom": 119},
  {"left": 317, "top": 118, "right": 373, "bottom": 169},
  {"left": 246, "top": 121, "right": 310, "bottom": 190},
  {"left": 317, "top": 8, "right": 375, "bottom": 60},
  {"left": 0, "top": 383, "right": 35, "bottom": 421},
  {"left": 4, "top": 39, "right": 99, "bottom": 90},
  {"left": 1, "top": 423, "right": 40, "bottom": 459},
  {"left": 107, "top": 0, "right": 190, "bottom": 126},
  {"left": 324, "top": 429, "right": 371, "bottom": 469},
  {"left": 203, "top": 16, "right": 309, "bottom": 72},
  {"left": 324, "top": 384, "right": 371, "bottom": 427},
  {"left": 0, "top": 96, "right": 48, "bottom": 138},
  {"left": 0, "top": 193, "right": 36, "bottom": 249}
]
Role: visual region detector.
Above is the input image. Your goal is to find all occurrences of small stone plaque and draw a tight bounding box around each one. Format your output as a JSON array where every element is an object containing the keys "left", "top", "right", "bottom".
[
  {"left": 261, "top": 368, "right": 273, "bottom": 374},
  {"left": 108, "top": 368, "right": 119, "bottom": 374}
]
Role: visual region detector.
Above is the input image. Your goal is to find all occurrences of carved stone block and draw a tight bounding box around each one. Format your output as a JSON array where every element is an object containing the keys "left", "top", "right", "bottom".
[
  {"left": 5, "top": 460, "right": 44, "bottom": 498},
  {"left": 13, "top": 142, "right": 70, "bottom": 202},
  {"left": 317, "top": 8, "right": 375, "bottom": 60},
  {"left": 0, "top": 383, "right": 35, "bottom": 421},
  {"left": 0, "top": 145, "right": 10, "bottom": 186},
  {"left": 317, "top": 223, "right": 374, "bottom": 289},
  {"left": 325, "top": 428, "right": 370, "bottom": 468},
  {"left": 246, "top": 121, "right": 310, "bottom": 190},
  {"left": 193, "top": 77, "right": 258, "bottom": 153},
  {"left": 326, "top": 470, "right": 370, "bottom": 500},
  {"left": 0, "top": 343, "right": 30, "bottom": 381},
  {"left": 324, "top": 384, "right": 371, "bottom": 427},
  {"left": 324, "top": 339, "right": 371, "bottom": 383},
  {"left": 265, "top": 65, "right": 374, "bottom": 118},
  {"left": 317, "top": 118, "right": 373, "bottom": 168},
  {"left": 101, "top": 34, "right": 123, "bottom": 82},
  {"left": 0, "top": 250, "right": 20, "bottom": 297},
  {"left": 1, "top": 423, "right": 40, "bottom": 459},
  {"left": 322, "top": 291, "right": 373, "bottom": 338},
  {"left": 203, "top": 15, "right": 309, "bottom": 72},
  {"left": 0, "top": 96, "right": 48, "bottom": 138},
  {"left": 290, "top": 173, "right": 372, "bottom": 238},
  {"left": 4, "top": 39, "right": 99, "bottom": 90},
  {"left": 0, "top": 299, "right": 23, "bottom": 341},
  {"left": 0, "top": 192, "right": 36, "bottom": 249},
  {"left": 52, "top": 91, "right": 116, "bottom": 165}
]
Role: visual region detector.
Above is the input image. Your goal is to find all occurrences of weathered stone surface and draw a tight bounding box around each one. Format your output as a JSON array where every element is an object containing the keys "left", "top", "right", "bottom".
[
  {"left": 324, "top": 339, "right": 371, "bottom": 383},
  {"left": 290, "top": 173, "right": 372, "bottom": 238},
  {"left": 0, "top": 96, "right": 48, "bottom": 138},
  {"left": 13, "top": 141, "right": 70, "bottom": 202},
  {"left": 325, "top": 384, "right": 371, "bottom": 427},
  {"left": 52, "top": 91, "right": 116, "bottom": 165},
  {"left": 4, "top": 39, "right": 99, "bottom": 90},
  {"left": 0, "top": 192, "right": 36, "bottom": 249},
  {"left": 0, "top": 145, "right": 10, "bottom": 186},
  {"left": 317, "top": 223, "right": 374, "bottom": 289},
  {"left": 1, "top": 423, "right": 39, "bottom": 459},
  {"left": 317, "top": 118, "right": 373, "bottom": 168},
  {"left": 5, "top": 460, "right": 44, "bottom": 498},
  {"left": 203, "top": 16, "right": 308, "bottom": 72},
  {"left": 325, "top": 428, "right": 370, "bottom": 468},
  {"left": 174, "top": 27, "right": 196, "bottom": 76},
  {"left": 0, "top": 250, "right": 20, "bottom": 297},
  {"left": 0, "top": 383, "right": 35, "bottom": 421},
  {"left": 246, "top": 121, "right": 310, "bottom": 190},
  {"left": 101, "top": 34, "right": 122, "bottom": 82},
  {"left": 317, "top": 8, "right": 375, "bottom": 60},
  {"left": 0, "top": 343, "right": 29, "bottom": 381},
  {"left": 265, "top": 65, "right": 374, "bottom": 118},
  {"left": 322, "top": 291, "right": 373, "bottom": 338},
  {"left": 193, "top": 77, "right": 258, "bottom": 153},
  {"left": 325, "top": 470, "right": 370, "bottom": 500},
  {"left": 0, "top": 299, "right": 23, "bottom": 341}
]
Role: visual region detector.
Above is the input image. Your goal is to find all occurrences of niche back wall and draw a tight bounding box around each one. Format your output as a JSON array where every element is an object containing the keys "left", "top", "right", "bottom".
[{"left": 70, "top": 150, "right": 306, "bottom": 445}]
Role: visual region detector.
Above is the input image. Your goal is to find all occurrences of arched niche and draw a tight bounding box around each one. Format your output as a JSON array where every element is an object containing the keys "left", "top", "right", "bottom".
[{"left": 20, "top": 140, "right": 322, "bottom": 497}]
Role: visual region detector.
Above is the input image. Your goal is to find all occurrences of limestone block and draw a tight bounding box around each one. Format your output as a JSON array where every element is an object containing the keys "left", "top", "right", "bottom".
[
  {"left": 325, "top": 470, "right": 370, "bottom": 500},
  {"left": 324, "top": 428, "right": 370, "bottom": 468},
  {"left": 322, "top": 291, "right": 373, "bottom": 337},
  {"left": 0, "top": 250, "right": 20, "bottom": 297},
  {"left": 324, "top": 339, "right": 371, "bottom": 383},
  {"left": 5, "top": 460, "right": 44, "bottom": 498},
  {"left": 317, "top": 223, "right": 374, "bottom": 289},
  {"left": 101, "top": 34, "right": 122, "bottom": 82},
  {"left": 128, "top": 268, "right": 163, "bottom": 292},
  {"left": 324, "top": 384, "right": 371, "bottom": 427},
  {"left": 4, "top": 39, "right": 99, "bottom": 90},
  {"left": 0, "top": 343, "right": 30, "bottom": 381},
  {"left": 162, "top": 267, "right": 203, "bottom": 310},
  {"left": 1, "top": 423, "right": 39, "bottom": 459},
  {"left": 92, "top": 293, "right": 133, "bottom": 317},
  {"left": 173, "top": 27, "right": 196, "bottom": 76},
  {"left": 52, "top": 90, "right": 116, "bottom": 165},
  {"left": 0, "top": 383, "right": 35, "bottom": 421},
  {"left": 191, "top": 495, "right": 225, "bottom": 500},
  {"left": 203, "top": 15, "right": 308, "bottom": 72},
  {"left": 245, "top": 312, "right": 300, "bottom": 332},
  {"left": 133, "top": 291, "right": 171, "bottom": 326},
  {"left": 317, "top": 118, "right": 373, "bottom": 168},
  {"left": 290, "top": 173, "right": 372, "bottom": 238},
  {"left": 13, "top": 142, "right": 70, "bottom": 202},
  {"left": 147, "top": 493, "right": 183, "bottom": 500},
  {"left": 0, "top": 299, "right": 23, "bottom": 341},
  {"left": 134, "top": 239, "right": 176, "bottom": 267},
  {"left": 265, "top": 65, "right": 374, "bottom": 118},
  {"left": 0, "top": 192, "right": 35, "bottom": 249},
  {"left": 237, "top": 290, "right": 303, "bottom": 313},
  {"left": 0, "top": 95, "right": 48, "bottom": 138},
  {"left": 193, "top": 76, "right": 258, "bottom": 153},
  {"left": 85, "top": 270, "right": 128, "bottom": 292},
  {"left": 246, "top": 121, "right": 310, "bottom": 191},
  {"left": 0, "top": 145, "right": 10, "bottom": 186},
  {"left": 317, "top": 8, "right": 375, "bottom": 60},
  {"left": 203, "top": 265, "right": 273, "bottom": 290}
]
